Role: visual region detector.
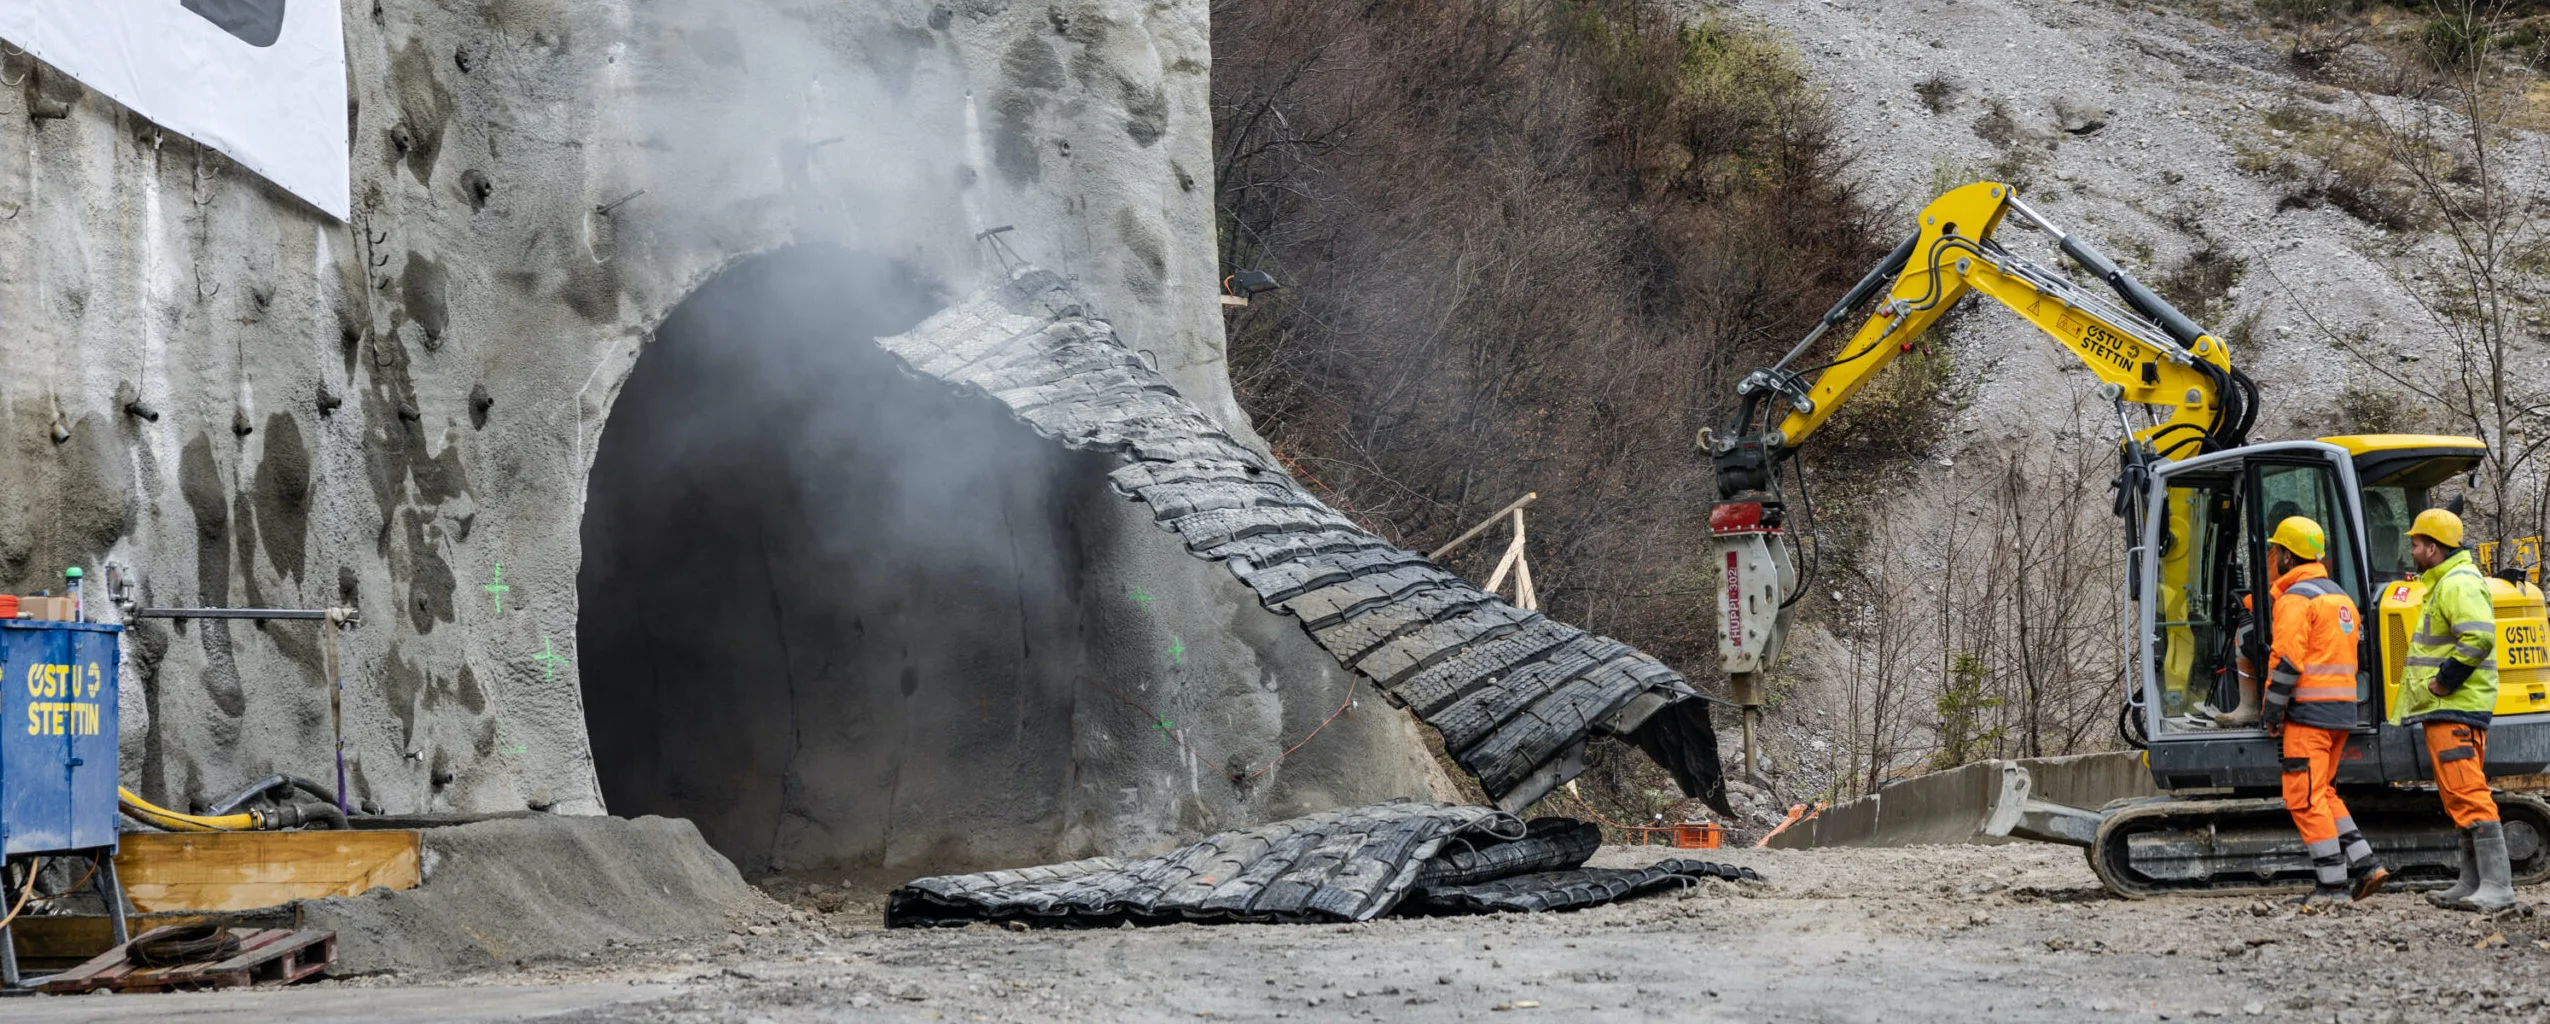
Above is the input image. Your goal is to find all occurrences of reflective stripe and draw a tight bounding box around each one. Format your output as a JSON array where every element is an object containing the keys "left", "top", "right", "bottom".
[
  {"left": 2288, "top": 580, "right": 2342, "bottom": 598},
  {"left": 2303, "top": 664, "right": 2354, "bottom": 676},
  {"left": 2412, "top": 632, "right": 2455, "bottom": 646},
  {"left": 2269, "top": 667, "right": 2301, "bottom": 685},
  {"left": 2307, "top": 838, "right": 2342, "bottom": 857},
  {"left": 2264, "top": 691, "right": 2292, "bottom": 706},
  {"left": 2316, "top": 862, "right": 2349, "bottom": 885},
  {"left": 2406, "top": 655, "right": 2449, "bottom": 668},
  {"left": 2335, "top": 817, "right": 2358, "bottom": 834},
  {"left": 2344, "top": 837, "right": 2375, "bottom": 864},
  {"left": 2438, "top": 745, "right": 2478, "bottom": 763},
  {"left": 2452, "top": 620, "right": 2495, "bottom": 635},
  {"left": 2453, "top": 643, "right": 2488, "bottom": 661}
]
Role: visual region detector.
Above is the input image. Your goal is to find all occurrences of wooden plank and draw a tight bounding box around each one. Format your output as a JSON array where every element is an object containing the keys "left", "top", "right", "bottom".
[{"left": 116, "top": 830, "right": 422, "bottom": 912}]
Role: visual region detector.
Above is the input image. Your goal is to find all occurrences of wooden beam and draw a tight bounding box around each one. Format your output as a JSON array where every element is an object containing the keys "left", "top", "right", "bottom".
[
  {"left": 114, "top": 831, "right": 422, "bottom": 913},
  {"left": 1426, "top": 492, "right": 1538, "bottom": 561}
]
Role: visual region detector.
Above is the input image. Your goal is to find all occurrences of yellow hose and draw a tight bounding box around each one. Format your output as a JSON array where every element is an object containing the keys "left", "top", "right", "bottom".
[{"left": 118, "top": 787, "right": 257, "bottom": 832}]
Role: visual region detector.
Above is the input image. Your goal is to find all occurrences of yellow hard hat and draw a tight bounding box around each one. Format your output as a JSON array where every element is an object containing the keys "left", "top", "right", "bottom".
[
  {"left": 2269, "top": 516, "right": 2327, "bottom": 560},
  {"left": 2409, "top": 507, "right": 2465, "bottom": 548}
]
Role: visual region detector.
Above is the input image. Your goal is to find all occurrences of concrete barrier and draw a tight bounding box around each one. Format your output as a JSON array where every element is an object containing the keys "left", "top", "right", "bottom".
[{"left": 1767, "top": 752, "right": 2160, "bottom": 850}]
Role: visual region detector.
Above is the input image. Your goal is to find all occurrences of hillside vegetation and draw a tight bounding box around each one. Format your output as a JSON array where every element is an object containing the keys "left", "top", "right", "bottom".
[{"left": 1209, "top": 0, "right": 1913, "bottom": 819}]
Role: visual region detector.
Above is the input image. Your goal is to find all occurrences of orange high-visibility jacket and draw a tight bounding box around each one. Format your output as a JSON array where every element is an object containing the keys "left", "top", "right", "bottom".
[{"left": 2265, "top": 562, "right": 2363, "bottom": 731}]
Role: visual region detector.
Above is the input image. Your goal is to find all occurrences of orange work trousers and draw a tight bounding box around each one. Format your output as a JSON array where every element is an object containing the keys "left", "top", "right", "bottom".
[
  {"left": 2424, "top": 721, "right": 2500, "bottom": 828},
  {"left": 2280, "top": 724, "right": 2353, "bottom": 845}
]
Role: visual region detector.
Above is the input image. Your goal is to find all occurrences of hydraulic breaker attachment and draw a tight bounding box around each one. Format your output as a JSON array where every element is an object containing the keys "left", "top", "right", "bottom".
[
  {"left": 1710, "top": 499, "right": 1796, "bottom": 678},
  {"left": 1711, "top": 499, "right": 1794, "bottom": 780}
]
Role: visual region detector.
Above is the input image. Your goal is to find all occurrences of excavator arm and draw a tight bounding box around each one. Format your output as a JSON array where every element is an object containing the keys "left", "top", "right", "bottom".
[{"left": 1704, "top": 182, "right": 2259, "bottom": 746}]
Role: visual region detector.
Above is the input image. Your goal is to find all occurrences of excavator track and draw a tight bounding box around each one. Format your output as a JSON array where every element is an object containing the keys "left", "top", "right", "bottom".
[{"left": 2091, "top": 791, "right": 2550, "bottom": 899}]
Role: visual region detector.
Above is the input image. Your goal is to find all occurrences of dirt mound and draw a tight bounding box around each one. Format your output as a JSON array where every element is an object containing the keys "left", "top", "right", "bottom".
[{"left": 297, "top": 815, "right": 780, "bottom": 977}]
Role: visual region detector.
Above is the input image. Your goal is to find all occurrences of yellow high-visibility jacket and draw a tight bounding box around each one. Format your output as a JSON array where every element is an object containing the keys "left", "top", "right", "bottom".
[{"left": 2392, "top": 549, "right": 2498, "bottom": 727}]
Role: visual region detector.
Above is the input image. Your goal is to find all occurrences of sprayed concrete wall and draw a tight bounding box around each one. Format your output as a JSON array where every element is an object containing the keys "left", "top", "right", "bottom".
[{"left": 0, "top": 0, "right": 1439, "bottom": 874}]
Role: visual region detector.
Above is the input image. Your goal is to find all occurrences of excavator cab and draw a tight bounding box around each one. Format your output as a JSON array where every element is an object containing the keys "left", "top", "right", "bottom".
[
  {"left": 2107, "top": 435, "right": 2550, "bottom": 895},
  {"left": 2136, "top": 434, "right": 2550, "bottom": 751}
]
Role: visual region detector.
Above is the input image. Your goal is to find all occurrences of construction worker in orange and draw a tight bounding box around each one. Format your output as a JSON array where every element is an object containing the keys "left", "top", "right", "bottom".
[
  {"left": 2391, "top": 508, "right": 2516, "bottom": 912},
  {"left": 2259, "top": 516, "right": 2392, "bottom": 906}
]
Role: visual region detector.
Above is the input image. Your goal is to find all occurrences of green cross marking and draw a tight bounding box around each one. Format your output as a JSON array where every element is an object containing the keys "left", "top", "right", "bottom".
[
  {"left": 484, "top": 563, "right": 511, "bottom": 614},
  {"left": 533, "top": 633, "right": 566, "bottom": 682},
  {"left": 1154, "top": 716, "right": 1174, "bottom": 735},
  {"left": 1130, "top": 587, "right": 1154, "bottom": 605},
  {"left": 1168, "top": 635, "right": 1185, "bottom": 664}
]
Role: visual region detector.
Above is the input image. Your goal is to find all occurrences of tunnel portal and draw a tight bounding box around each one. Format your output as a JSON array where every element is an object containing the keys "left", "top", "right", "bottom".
[{"left": 578, "top": 247, "right": 1095, "bottom": 875}]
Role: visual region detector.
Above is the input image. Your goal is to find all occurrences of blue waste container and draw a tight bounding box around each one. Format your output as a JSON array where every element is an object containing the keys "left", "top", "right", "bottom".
[{"left": 0, "top": 621, "right": 121, "bottom": 856}]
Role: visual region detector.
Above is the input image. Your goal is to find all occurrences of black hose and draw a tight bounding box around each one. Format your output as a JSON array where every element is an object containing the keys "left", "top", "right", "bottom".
[
  {"left": 203, "top": 775, "right": 287, "bottom": 817},
  {"left": 1779, "top": 458, "right": 1820, "bottom": 611},
  {"left": 205, "top": 774, "right": 346, "bottom": 817},
  {"left": 263, "top": 802, "right": 350, "bottom": 831},
  {"left": 131, "top": 924, "right": 242, "bottom": 967}
]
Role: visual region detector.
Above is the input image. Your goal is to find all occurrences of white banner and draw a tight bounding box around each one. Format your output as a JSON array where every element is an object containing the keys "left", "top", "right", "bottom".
[{"left": 0, "top": 0, "right": 348, "bottom": 219}]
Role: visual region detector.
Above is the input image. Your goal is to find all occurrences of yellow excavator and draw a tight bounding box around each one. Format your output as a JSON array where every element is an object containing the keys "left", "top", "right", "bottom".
[{"left": 1706, "top": 181, "right": 2550, "bottom": 897}]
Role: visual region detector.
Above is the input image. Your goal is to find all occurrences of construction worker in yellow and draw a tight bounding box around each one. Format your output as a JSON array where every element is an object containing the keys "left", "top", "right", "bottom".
[
  {"left": 2392, "top": 508, "right": 2516, "bottom": 911},
  {"left": 2258, "top": 517, "right": 2392, "bottom": 906}
]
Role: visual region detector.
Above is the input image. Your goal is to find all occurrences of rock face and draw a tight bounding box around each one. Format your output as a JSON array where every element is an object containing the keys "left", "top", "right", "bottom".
[{"left": 0, "top": 0, "right": 1440, "bottom": 873}]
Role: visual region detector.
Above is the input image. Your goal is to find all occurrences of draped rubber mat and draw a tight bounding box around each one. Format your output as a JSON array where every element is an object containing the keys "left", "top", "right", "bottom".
[
  {"left": 885, "top": 801, "right": 1760, "bottom": 927},
  {"left": 1410, "top": 858, "right": 1761, "bottom": 915},
  {"left": 876, "top": 268, "right": 1726, "bottom": 814}
]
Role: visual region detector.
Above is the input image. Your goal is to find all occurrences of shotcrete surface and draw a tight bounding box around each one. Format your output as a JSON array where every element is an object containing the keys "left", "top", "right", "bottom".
[{"left": 42, "top": 843, "right": 2550, "bottom": 1022}]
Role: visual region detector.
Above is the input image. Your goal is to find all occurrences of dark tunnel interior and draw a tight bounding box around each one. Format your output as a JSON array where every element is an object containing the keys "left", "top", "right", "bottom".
[{"left": 578, "top": 247, "right": 1099, "bottom": 876}]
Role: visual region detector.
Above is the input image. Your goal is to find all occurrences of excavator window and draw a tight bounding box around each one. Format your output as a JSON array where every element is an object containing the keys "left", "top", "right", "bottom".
[
  {"left": 2155, "top": 471, "right": 2238, "bottom": 727},
  {"left": 2255, "top": 462, "right": 2364, "bottom": 600},
  {"left": 2360, "top": 485, "right": 2420, "bottom": 581}
]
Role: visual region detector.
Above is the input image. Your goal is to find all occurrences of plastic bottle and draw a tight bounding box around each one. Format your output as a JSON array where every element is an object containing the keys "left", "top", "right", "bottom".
[{"left": 64, "top": 567, "right": 83, "bottom": 623}]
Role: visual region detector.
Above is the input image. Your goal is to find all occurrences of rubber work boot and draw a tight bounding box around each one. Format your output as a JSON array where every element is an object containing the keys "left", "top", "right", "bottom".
[
  {"left": 2287, "top": 886, "right": 2350, "bottom": 909},
  {"left": 2348, "top": 859, "right": 2392, "bottom": 902},
  {"left": 2216, "top": 677, "right": 2264, "bottom": 727},
  {"left": 2451, "top": 821, "right": 2518, "bottom": 912},
  {"left": 2427, "top": 826, "right": 2483, "bottom": 909}
]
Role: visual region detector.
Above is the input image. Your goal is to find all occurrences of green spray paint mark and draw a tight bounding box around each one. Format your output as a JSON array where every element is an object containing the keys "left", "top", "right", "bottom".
[
  {"left": 1130, "top": 587, "right": 1154, "bottom": 605},
  {"left": 533, "top": 633, "right": 566, "bottom": 681},
  {"left": 484, "top": 563, "right": 511, "bottom": 614},
  {"left": 1168, "top": 635, "right": 1185, "bottom": 665}
]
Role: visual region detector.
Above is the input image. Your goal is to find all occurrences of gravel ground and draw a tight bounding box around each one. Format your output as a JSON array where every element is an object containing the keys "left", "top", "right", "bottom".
[{"left": 84, "top": 842, "right": 2545, "bottom": 1023}]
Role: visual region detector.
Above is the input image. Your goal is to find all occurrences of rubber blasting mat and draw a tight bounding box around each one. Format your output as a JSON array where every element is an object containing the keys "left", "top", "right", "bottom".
[
  {"left": 886, "top": 801, "right": 1758, "bottom": 927},
  {"left": 875, "top": 268, "right": 1726, "bottom": 814}
]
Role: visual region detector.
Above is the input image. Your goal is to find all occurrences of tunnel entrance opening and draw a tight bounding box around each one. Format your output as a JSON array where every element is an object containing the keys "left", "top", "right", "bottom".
[{"left": 578, "top": 247, "right": 1091, "bottom": 877}]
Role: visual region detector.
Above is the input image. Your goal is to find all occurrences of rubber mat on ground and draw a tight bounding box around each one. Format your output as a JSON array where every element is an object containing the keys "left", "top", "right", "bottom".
[
  {"left": 1409, "top": 857, "right": 1762, "bottom": 915},
  {"left": 888, "top": 802, "right": 1758, "bottom": 927}
]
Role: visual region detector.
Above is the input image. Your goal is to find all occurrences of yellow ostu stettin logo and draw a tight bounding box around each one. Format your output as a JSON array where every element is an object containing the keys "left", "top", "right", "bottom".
[{"left": 24, "top": 663, "right": 103, "bottom": 737}]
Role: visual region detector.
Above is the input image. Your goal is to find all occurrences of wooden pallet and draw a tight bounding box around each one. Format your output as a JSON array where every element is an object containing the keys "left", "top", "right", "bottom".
[{"left": 38, "top": 925, "right": 334, "bottom": 993}]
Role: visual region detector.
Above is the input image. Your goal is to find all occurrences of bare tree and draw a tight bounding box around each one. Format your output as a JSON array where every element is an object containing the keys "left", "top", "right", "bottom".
[{"left": 2313, "top": 0, "right": 2550, "bottom": 546}]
